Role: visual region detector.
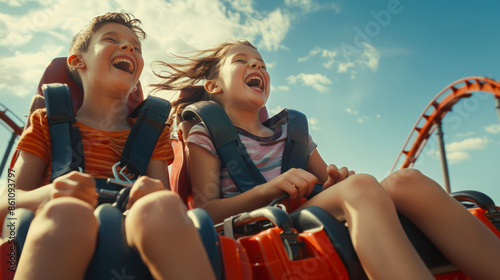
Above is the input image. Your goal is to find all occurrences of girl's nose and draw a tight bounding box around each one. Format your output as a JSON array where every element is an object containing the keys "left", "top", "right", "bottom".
[{"left": 250, "top": 60, "right": 261, "bottom": 69}]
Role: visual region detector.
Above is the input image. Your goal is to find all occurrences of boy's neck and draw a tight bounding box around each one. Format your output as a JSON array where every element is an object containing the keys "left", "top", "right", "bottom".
[{"left": 76, "top": 89, "right": 130, "bottom": 131}]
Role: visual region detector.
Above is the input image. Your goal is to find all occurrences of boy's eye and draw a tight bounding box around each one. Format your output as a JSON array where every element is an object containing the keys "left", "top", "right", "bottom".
[{"left": 134, "top": 47, "right": 142, "bottom": 54}]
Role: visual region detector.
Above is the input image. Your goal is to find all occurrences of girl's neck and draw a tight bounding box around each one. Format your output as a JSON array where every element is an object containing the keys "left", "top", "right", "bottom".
[
  {"left": 224, "top": 107, "right": 273, "bottom": 137},
  {"left": 75, "top": 89, "right": 130, "bottom": 131}
]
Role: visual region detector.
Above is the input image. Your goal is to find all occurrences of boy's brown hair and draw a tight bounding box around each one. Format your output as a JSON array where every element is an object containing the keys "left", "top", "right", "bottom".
[{"left": 68, "top": 12, "right": 146, "bottom": 87}]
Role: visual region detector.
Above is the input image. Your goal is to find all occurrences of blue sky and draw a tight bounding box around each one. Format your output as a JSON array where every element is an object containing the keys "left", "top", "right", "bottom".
[{"left": 1, "top": 0, "right": 499, "bottom": 203}]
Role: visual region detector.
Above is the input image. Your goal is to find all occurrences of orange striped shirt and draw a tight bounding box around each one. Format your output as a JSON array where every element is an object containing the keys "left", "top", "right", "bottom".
[{"left": 17, "top": 108, "right": 173, "bottom": 185}]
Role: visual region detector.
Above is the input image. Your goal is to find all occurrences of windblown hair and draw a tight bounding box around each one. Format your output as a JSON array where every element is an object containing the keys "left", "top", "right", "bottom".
[
  {"left": 151, "top": 40, "right": 257, "bottom": 122},
  {"left": 68, "top": 12, "right": 146, "bottom": 87}
]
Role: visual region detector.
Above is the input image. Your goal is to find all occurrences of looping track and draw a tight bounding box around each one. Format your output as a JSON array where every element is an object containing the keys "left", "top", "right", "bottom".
[{"left": 390, "top": 77, "right": 500, "bottom": 173}]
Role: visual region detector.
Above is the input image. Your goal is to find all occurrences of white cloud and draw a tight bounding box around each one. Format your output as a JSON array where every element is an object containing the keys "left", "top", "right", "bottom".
[
  {"left": 446, "top": 137, "right": 489, "bottom": 153},
  {"left": 485, "top": 124, "right": 500, "bottom": 134},
  {"left": 299, "top": 42, "right": 379, "bottom": 79},
  {"left": 284, "top": 0, "right": 340, "bottom": 14},
  {"left": 286, "top": 73, "right": 332, "bottom": 93},
  {"left": 427, "top": 136, "right": 491, "bottom": 164},
  {"left": 446, "top": 151, "right": 471, "bottom": 164},
  {"left": 0, "top": 0, "right": 299, "bottom": 98},
  {"left": 361, "top": 42, "right": 380, "bottom": 72},
  {"left": 345, "top": 108, "right": 359, "bottom": 115},
  {"left": 271, "top": 85, "right": 290, "bottom": 92},
  {"left": 308, "top": 117, "right": 320, "bottom": 130},
  {"left": 0, "top": 47, "right": 66, "bottom": 97},
  {"left": 267, "top": 105, "right": 283, "bottom": 116}
]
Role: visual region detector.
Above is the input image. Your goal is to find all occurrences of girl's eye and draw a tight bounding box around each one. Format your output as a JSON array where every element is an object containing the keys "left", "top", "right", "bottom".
[
  {"left": 235, "top": 59, "right": 246, "bottom": 63},
  {"left": 134, "top": 47, "right": 142, "bottom": 54},
  {"left": 104, "top": 37, "right": 117, "bottom": 42}
]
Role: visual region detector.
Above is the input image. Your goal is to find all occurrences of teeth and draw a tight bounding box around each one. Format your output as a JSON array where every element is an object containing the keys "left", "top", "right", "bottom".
[
  {"left": 111, "top": 57, "right": 134, "bottom": 73},
  {"left": 245, "top": 75, "right": 263, "bottom": 89}
]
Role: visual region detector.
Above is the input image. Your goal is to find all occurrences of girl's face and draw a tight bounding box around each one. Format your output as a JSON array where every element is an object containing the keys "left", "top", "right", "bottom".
[{"left": 210, "top": 44, "right": 271, "bottom": 110}]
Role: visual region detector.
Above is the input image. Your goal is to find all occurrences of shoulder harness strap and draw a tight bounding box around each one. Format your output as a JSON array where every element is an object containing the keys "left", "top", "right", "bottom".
[
  {"left": 44, "top": 83, "right": 84, "bottom": 182},
  {"left": 182, "top": 101, "right": 311, "bottom": 194},
  {"left": 115, "top": 95, "right": 171, "bottom": 181},
  {"left": 182, "top": 101, "right": 266, "bottom": 193}
]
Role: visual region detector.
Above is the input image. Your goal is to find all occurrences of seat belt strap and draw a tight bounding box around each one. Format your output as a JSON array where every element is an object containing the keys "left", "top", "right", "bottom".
[
  {"left": 117, "top": 96, "right": 171, "bottom": 179},
  {"left": 44, "top": 83, "right": 84, "bottom": 182},
  {"left": 182, "top": 101, "right": 266, "bottom": 193}
]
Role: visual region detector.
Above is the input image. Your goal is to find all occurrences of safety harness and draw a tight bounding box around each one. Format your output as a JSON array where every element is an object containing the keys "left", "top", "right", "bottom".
[
  {"left": 43, "top": 83, "right": 170, "bottom": 203},
  {"left": 181, "top": 100, "right": 313, "bottom": 194}
]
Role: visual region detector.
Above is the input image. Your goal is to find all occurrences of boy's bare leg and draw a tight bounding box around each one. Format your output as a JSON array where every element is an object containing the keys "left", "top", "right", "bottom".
[
  {"left": 14, "top": 198, "right": 98, "bottom": 280},
  {"left": 382, "top": 168, "right": 500, "bottom": 280},
  {"left": 125, "top": 190, "right": 216, "bottom": 280},
  {"left": 303, "top": 174, "right": 433, "bottom": 280}
]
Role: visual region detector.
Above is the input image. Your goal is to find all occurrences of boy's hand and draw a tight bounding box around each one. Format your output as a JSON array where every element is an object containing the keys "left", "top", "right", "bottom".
[
  {"left": 51, "top": 171, "right": 99, "bottom": 207},
  {"left": 126, "top": 176, "right": 165, "bottom": 209},
  {"left": 323, "top": 164, "right": 355, "bottom": 190},
  {"left": 264, "top": 168, "right": 318, "bottom": 200}
]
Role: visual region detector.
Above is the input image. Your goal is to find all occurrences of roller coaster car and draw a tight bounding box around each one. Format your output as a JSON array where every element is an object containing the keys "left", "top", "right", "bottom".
[
  {"left": 0, "top": 58, "right": 230, "bottom": 280},
  {"left": 169, "top": 96, "right": 500, "bottom": 279}
]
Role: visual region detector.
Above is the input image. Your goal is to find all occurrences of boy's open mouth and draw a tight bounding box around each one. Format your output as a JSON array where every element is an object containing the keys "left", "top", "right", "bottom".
[
  {"left": 245, "top": 73, "right": 264, "bottom": 92},
  {"left": 111, "top": 57, "right": 134, "bottom": 74}
]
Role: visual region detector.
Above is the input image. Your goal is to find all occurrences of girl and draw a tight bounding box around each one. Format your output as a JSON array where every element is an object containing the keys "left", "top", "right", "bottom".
[{"left": 153, "top": 40, "right": 500, "bottom": 280}]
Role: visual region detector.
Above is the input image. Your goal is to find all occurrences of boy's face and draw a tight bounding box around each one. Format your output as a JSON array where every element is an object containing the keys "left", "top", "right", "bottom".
[
  {"left": 76, "top": 22, "right": 144, "bottom": 96},
  {"left": 212, "top": 45, "right": 270, "bottom": 110}
]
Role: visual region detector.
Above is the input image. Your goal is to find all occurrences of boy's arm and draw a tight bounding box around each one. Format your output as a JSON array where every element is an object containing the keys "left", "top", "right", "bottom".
[
  {"left": 0, "top": 151, "right": 51, "bottom": 222},
  {"left": 145, "top": 160, "right": 169, "bottom": 190}
]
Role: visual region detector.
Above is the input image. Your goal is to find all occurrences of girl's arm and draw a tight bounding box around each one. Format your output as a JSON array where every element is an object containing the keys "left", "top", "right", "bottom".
[
  {"left": 189, "top": 143, "right": 318, "bottom": 224},
  {"left": 306, "top": 149, "right": 355, "bottom": 190}
]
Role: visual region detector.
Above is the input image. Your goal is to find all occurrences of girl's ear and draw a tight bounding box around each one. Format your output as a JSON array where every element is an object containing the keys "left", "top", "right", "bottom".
[
  {"left": 68, "top": 54, "right": 85, "bottom": 69},
  {"left": 204, "top": 80, "right": 222, "bottom": 95}
]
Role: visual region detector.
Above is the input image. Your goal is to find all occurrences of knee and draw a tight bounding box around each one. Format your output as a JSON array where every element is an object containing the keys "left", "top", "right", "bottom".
[
  {"left": 126, "top": 191, "right": 192, "bottom": 240},
  {"left": 340, "top": 174, "right": 392, "bottom": 208},
  {"left": 382, "top": 168, "right": 443, "bottom": 202},
  {"left": 32, "top": 197, "right": 98, "bottom": 242}
]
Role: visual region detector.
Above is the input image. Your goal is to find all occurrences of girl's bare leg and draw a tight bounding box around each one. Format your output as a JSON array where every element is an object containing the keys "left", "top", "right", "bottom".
[
  {"left": 381, "top": 168, "right": 500, "bottom": 280},
  {"left": 14, "top": 198, "right": 98, "bottom": 280},
  {"left": 125, "top": 190, "right": 216, "bottom": 280},
  {"left": 302, "top": 174, "right": 433, "bottom": 280}
]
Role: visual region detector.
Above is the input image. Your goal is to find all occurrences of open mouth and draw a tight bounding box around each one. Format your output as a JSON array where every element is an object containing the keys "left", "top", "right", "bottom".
[
  {"left": 111, "top": 57, "right": 134, "bottom": 74},
  {"left": 245, "top": 73, "right": 264, "bottom": 92}
]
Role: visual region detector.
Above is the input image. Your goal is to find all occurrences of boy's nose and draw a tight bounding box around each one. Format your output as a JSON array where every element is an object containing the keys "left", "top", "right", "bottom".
[{"left": 120, "top": 43, "right": 134, "bottom": 53}]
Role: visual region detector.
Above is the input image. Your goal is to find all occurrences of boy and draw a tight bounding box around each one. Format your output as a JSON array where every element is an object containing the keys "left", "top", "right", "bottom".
[{"left": 1, "top": 12, "right": 215, "bottom": 280}]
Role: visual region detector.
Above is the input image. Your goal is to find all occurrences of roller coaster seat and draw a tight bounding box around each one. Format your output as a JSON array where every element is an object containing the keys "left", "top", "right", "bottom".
[
  {"left": 0, "top": 58, "right": 225, "bottom": 280},
  {"left": 168, "top": 98, "right": 500, "bottom": 279}
]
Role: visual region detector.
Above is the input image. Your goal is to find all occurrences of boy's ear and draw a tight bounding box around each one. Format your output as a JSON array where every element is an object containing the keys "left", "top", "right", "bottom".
[
  {"left": 204, "top": 80, "right": 222, "bottom": 95},
  {"left": 68, "top": 54, "right": 85, "bottom": 69}
]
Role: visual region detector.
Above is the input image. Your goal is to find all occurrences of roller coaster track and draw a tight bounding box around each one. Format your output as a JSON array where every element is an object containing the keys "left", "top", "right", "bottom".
[
  {"left": 0, "top": 103, "right": 24, "bottom": 178},
  {"left": 390, "top": 77, "right": 500, "bottom": 180}
]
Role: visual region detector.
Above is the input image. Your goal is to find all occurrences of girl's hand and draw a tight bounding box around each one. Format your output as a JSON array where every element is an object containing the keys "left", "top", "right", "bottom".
[
  {"left": 323, "top": 164, "right": 355, "bottom": 190},
  {"left": 51, "top": 171, "right": 99, "bottom": 207},
  {"left": 126, "top": 176, "right": 165, "bottom": 209},
  {"left": 263, "top": 168, "right": 318, "bottom": 200}
]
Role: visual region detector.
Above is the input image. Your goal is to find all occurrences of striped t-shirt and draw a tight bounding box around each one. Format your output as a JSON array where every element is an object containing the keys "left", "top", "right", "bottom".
[
  {"left": 187, "top": 123, "right": 316, "bottom": 198},
  {"left": 16, "top": 108, "right": 173, "bottom": 186}
]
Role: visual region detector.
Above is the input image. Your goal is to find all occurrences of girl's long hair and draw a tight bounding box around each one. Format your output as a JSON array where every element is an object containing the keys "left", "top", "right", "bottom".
[{"left": 151, "top": 40, "right": 256, "bottom": 122}]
